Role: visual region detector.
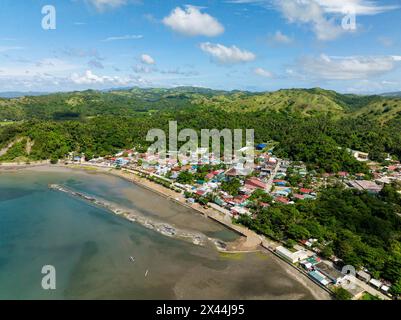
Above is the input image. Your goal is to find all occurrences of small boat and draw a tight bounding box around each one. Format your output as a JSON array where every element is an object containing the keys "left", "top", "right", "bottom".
[
  {"left": 145, "top": 270, "right": 149, "bottom": 277},
  {"left": 129, "top": 256, "right": 135, "bottom": 263}
]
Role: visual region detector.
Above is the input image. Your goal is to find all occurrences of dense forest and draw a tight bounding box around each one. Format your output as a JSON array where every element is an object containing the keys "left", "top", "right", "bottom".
[{"left": 1, "top": 107, "right": 401, "bottom": 172}]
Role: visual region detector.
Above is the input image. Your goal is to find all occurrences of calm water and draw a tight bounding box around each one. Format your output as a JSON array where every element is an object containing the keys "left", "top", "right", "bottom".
[{"left": 0, "top": 167, "right": 316, "bottom": 300}]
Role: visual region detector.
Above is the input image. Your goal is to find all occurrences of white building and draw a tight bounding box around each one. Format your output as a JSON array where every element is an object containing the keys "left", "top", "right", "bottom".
[{"left": 276, "top": 246, "right": 309, "bottom": 263}]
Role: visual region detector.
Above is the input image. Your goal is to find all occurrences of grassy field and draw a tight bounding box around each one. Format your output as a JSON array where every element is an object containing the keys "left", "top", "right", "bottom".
[{"left": 0, "top": 121, "right": 21, "bottom": 126}]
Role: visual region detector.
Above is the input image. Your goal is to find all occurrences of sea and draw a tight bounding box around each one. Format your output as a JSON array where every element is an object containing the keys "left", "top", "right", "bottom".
[{"left": 0, "top": 167, "right": 316, "bottom": 300}]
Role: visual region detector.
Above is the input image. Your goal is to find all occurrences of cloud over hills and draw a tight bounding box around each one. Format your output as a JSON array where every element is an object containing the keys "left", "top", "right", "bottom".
[{"left": 163, "top": 6, "right": 224, "bottom": 37}]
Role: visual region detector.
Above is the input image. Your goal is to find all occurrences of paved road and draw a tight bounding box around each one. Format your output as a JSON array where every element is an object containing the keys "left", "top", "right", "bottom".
[{"left": 266, "top": 159, "right": 281, "bottom": 193}]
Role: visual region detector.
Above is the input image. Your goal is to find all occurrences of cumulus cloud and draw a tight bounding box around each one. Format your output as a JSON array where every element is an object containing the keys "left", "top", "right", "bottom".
[
  {"left": 200, "top": 42, "right": 256, "bottom": 64},
  {"left": 295, "top": 54, "right": 401, "bottom": 80},
  {"left": 276, "top": 0, "right": 344, "bottom": 41},
  {"left": 163, "top": 6, "right": 224, "bottom": 37},
  {"left": 141, "top": 54, "right": 155, "bottom": 65},
  {"left": 254, "top": 67, "right": 273, "bottom": 77}
]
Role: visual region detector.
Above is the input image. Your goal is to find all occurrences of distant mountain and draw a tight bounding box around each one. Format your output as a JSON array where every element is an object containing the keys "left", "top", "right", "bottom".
[
  {"left": 0, "top": 91, "right": 50, "bottom": 98},
  {"left": 0, "top": 86, "right": 401, "bottom": 122},
  {"left": 381, "top": 91, "right": 401, "bottom": 97},
  {"left": 190, "top": 87, "right": 393, "bottom": 117}
]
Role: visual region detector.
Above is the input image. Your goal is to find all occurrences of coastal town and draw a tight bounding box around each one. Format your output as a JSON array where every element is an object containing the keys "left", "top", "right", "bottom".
[{"left": 58, "top": 143, "right": 401, "bottom": 301}]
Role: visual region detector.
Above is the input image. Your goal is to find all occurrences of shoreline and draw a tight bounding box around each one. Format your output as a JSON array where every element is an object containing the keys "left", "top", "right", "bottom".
[
  {"left": 0, "top": 162, "right": 332, "bottom": 300},
  {"left": 49, "top": 183, "right": 229, "bottom": 251}
]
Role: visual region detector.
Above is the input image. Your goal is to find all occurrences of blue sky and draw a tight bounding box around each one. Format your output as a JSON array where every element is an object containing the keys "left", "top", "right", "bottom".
[{"left": 0, "top": 0, "right": 400, "bottom": 93}]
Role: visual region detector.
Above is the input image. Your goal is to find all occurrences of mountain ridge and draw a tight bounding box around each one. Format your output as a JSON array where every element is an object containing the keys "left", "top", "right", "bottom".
[{"left": 0, "top": 86, "right": 400, "bottom": 122}]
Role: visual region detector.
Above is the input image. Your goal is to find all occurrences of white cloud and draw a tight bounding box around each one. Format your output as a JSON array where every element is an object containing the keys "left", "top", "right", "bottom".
[
  {"left": 141, "top": 54, "right": 155, "bottom": 65},
  {"left": 345, "top": 79, "right": 401, "bottom": 94},
  {"left": 314, "top": 0, "right": 399, "bottom": 15},
  {"left": 200, "top": 42, "right": 256, "bottom": 64},
  {"left": 270, "top": 30, "right": 293, "bottom": 44},
  {"left": 163, "top": 6, "right": 224, "bottom": 37},
  {"left": 276, "top": 0, "right": 344, "bottom": 41},
  {"left": 295, "top": 54, "right": 401, "bottom": 80},
  {"left": 70, "top": 70, "right": 137, "bottom": 86},
  {"left": 102, "top": 34, "right": 143, "bottom": 42},
  {"left": 229, "top": 0, "right": 399, "bottom": 41},
  {"left": 254, "top": 67, "right": 273, "bottom": 77},
  {"left": 229, "top": 0, "right": 399, "bottom": 15}
]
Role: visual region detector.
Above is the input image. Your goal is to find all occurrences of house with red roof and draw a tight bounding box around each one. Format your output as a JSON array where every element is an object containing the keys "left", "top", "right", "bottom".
[
  {"left": 275, "top": 197, "right": 289, "bottom": 204},
  {"left": 205, "top": 172, "right": 215, "bottom": 180},
  {"left": 196, "top": 190, "right": 206, "bottom": 196},
  {"left": 245, "top": 177, "right": 267, "bottom": 190},
  {"left": 300, "top": 188, "right": 313, "bottom": 194}
]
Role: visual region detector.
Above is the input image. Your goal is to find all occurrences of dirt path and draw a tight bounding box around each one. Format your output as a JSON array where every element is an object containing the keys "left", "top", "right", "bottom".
[{"left": 0, "top": 137, "right": 23, "bottom": 157}]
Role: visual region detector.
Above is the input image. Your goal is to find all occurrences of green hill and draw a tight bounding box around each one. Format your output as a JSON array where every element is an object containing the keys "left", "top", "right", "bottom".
[{"left": 1, "top": 86, "right": 401, "bottom": 122}]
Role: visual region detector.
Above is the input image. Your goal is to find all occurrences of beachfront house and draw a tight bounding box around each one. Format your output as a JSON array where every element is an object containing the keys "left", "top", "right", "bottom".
[
  {"left": 315, "top": 262, "right": 344, "bottom": 284},
  {"left": 356, "top": 270, "right": 371, "bottom": 283},
  {"left": 369, "top": 278, "right": 383, "bottom": 289},
  {"left": 275, "top": 246, "right": 309, "bottom": 264},
  {"left": 308, "top": 270, "right": 330, "bottom": 286}
]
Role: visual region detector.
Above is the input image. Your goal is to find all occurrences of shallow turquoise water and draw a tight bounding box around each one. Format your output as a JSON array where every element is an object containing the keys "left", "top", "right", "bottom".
[{"left": 0, "top": 168, "right": 315, "bottom": 300}]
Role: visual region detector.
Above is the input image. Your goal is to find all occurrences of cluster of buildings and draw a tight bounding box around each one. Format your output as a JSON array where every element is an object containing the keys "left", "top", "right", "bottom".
[
  {"left": 66, "top": 146, "right": 399, "bottom": 300},
  {"left": 342, "top": 161, "right": 401, "bottom": 194},
  {"left": 133, "top": 148, "right": 320, "bottom": 218},
  {"left": 274, "top": 241, "right": 393, "bottom": 300}
]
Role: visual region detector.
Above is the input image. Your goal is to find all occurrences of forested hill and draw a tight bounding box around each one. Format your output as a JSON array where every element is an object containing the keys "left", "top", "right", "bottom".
[
  {"left": 1, "top": 87, "right": 401, "bottom": 121},
  {"left": 1, "top": 87, "right": 401, "bottom": 171}
]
